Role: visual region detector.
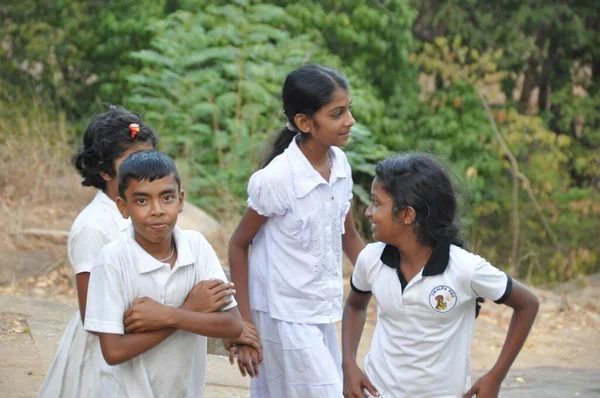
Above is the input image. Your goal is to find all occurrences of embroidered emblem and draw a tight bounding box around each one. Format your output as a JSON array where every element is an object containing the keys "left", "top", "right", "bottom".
[{"left": 429, "top": 285, "right": 457, "bottom": 313}]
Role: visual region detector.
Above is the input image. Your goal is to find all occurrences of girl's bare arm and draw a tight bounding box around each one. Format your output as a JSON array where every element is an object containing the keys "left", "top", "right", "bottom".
[
  {"left": 342, "top": 210, "right": 365, "bottom": 265},
  {"left": 228, "top": 208, "right": 267, "bottom": 322}
]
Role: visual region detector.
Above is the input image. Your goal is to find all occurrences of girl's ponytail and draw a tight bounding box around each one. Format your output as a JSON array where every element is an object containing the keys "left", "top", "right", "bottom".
[
  {"left": 71, "top": 144, "right": 101, "bottom": 188},
  {"left": 72, "top": 145, "right": 86, "bottom": 175},
  {"left": 261, "top": 126, "right": 297, "bottom": 168}
]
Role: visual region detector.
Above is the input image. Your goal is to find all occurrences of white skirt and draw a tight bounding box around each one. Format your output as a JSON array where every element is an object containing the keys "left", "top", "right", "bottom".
[
  {"left": 38, "top": 311, "right": 102, "bottom": 397},
  {"left": 250, "top": 310, "right": 343, "bottom": 398}
]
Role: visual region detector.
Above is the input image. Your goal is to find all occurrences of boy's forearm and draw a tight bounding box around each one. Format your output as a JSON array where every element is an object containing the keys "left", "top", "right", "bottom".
[
  {"left": 168, "top": 308, "right": 243, "bottom": 339},
  {"left": 99, "top": 328, "right": 176, "bottom": 365}
]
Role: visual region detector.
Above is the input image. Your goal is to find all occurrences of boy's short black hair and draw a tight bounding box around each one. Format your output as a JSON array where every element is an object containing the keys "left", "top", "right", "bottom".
[{"left": 118, "top": 150, "right": 180, "bottom": 198}]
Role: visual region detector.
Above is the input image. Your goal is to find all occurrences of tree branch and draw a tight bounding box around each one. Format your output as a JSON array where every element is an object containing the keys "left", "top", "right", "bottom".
[{"left": 479, "top": 92, "right": 569, "bottom": 268}]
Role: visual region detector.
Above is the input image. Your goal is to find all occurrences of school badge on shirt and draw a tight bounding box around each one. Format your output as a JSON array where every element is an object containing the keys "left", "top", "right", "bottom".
[{"left": 429, "top": 285, "right": 457, "bottom": 313}]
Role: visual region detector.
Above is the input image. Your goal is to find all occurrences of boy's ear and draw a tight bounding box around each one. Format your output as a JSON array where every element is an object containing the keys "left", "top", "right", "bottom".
[
  {"left": 116, "top": 196, "right": 129, "bottom": 219},
  {"left": 178, "top": 190, "right": 185, "bottom": 214}
]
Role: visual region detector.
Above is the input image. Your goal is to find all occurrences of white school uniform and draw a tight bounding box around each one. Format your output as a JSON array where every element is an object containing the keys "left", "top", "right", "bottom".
[
  {"left": 351, "top": 241, "right": 513, "bottom": 398},
  {"left": 39, "top": 190, "right": 129, "bottom": 398},
  {"left": 247, "top": 136, "right": 353, "bottom": 398},
  {"left": 84, "top": 225, "right": 237, "bottom": 398}
]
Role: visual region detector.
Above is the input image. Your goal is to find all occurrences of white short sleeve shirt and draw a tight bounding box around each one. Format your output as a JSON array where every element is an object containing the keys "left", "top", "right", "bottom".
[
  {"left": 68, "top": 190, "right": 130, "bottom": 274},
  {"left": 351, "top": 242, "right": 512, "bottom": 398},
  {"left": 247, "top": 136, "right": 353, "bottom": 324},
  {"left": 84, "top": 225, "right": 237, "bottom": 398}
]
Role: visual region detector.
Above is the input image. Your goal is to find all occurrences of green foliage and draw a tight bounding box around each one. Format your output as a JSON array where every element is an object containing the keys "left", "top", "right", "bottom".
[
  {"left": 268, "top": 0, "right": 420, "bottom": 137},
  {"left": 2, "top": 1, "right": 598, "bottom": 283},
  {"left": 274, "top": 0, "right": 417, "bottom": 98},
  {"left": 125, "top": 4, "right": 388, "bottom": 214},
  {"left": 405, "top": 37, "right": 505, "bottom": 205},
  {"left": 0, "top": 0, "right": 168, "bottom": 120}
]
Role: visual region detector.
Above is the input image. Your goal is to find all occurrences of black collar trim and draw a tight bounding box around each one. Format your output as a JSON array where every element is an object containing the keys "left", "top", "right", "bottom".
[{"left": 380, "top": 239, "right": 451, "bottom": 277}]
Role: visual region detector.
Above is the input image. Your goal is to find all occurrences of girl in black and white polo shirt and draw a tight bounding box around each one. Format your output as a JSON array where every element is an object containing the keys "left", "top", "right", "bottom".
[{"left": 342, "top": 154, "right": 539, "bottom": 398}]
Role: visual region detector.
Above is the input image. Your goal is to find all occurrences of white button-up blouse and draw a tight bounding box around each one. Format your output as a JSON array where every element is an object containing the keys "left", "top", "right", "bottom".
[{"left": 247, "top": 136, "right": 353, "bottom": 324}]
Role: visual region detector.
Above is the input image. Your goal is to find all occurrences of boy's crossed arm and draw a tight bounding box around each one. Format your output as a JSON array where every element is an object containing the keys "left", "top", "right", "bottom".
[{"left": 91, "top": 279, "right": 245, "bottom": 366}]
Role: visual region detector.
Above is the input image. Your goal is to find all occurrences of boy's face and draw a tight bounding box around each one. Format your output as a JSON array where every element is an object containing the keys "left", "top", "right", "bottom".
[{"left": 116, "top": 174, "right": 184, "bottom": 245}]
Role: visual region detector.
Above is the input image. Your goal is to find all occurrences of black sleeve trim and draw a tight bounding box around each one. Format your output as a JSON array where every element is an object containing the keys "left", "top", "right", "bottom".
[
  {"left": 350, "top": 275, "right": 371, "bottom": 295},
  {"left": 494, "top": 274, "right": 513, "bottom": 304}
]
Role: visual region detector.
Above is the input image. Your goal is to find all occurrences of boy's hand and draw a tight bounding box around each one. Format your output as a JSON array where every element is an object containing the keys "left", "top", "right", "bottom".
[
  {"left": 183, "top": 279, "right": 235, "bottom": 313},
  {"left": 342, "top": 360, "right": 379, "bottom": 397},
  {"left": 463, "top": 372, "right": 502, "bottom": 398},
  {"left": 124, "top": 297, "right": 172, "bottom": 333},
  {"left": 229, "top": 344, "right": 260, "bottom": 378}
]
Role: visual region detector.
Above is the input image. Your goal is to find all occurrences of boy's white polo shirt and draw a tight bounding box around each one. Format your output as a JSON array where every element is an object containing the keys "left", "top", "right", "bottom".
[
  {"left": 85, "top": 225, "right": 236, "bottom": 398},
  {"left": 351, "top": 241, "right": 512, "bottom": 398}
]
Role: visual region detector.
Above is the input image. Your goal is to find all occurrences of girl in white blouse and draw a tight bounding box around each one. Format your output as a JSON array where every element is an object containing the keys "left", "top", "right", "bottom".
[
  {"left": 227, "top": 64, "right": 365, "bottom": 398},
  {"left": 38, "top": 106, "right": 159, "bottom": 397}
]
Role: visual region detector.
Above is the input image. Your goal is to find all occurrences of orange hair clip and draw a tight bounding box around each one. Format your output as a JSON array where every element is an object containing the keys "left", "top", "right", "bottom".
[{"left": 129, "top": 123, "right": 140, "bottom": 138}]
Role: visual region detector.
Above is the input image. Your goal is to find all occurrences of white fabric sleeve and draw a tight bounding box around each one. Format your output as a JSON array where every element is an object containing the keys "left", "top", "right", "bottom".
[
  {"left": 350, "top": 249, "right": 372, "bottom": 294},
  {"left": 470, "top": 259, "right": 513, "bottom": 304},
  {"left": 345, "top": 153, "right": 354, "bottom": 202},
  {"left": 197, "top": 234, "right": 237, "bottom": 311},
  {"left": 68, "top": 226, "right": 111, "bottom": 274},
  {"left": 340, "top": 150, "right": 354, "bottom": 234},
  {"left": 84, "top": 260, "right": 127, "bottom": 335},
  {"left": 247, "top": 170, "right": 288, "bottom": 217}
]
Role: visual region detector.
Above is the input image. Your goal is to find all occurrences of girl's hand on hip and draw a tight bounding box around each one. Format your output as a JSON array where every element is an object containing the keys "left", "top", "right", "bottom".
[
  {"left": 463, "top": 372, "right": 502, "bottom": 398},
  {"left": 343, "top": 361, "right": 379, "bottom": 397},
  {"left": 124, "top": 297, "right": 171, "bottom": 333}
]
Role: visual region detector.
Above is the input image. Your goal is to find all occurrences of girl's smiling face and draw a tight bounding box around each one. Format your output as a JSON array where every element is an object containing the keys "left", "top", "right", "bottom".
[
  {"left": 365, "top": 178, "right": 397, "bottom": 243},
  {"left": 365, "top": 178, "right": 415, "bottom": 244},
  {"left": 296, "top": 88, "right": 355, "bottom": 148}
]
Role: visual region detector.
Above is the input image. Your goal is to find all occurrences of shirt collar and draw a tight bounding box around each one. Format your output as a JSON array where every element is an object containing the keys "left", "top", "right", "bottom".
[
  {"left": 380, "top": 239, "right": 451, "bottom": 277},
  {"left": 285, "top": 135, "right": 348, "bottom": 199},
  {"left": 127, "top": 225, "right": 196, "bottom": 274},
  {"left": 94, "top": 190, "right": 130, "bottom": 231}
]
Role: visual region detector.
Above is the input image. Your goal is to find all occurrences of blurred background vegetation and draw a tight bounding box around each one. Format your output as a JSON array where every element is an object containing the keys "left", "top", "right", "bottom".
[{"left": 1, "top": 0, "right": 598, "bottom": 285}]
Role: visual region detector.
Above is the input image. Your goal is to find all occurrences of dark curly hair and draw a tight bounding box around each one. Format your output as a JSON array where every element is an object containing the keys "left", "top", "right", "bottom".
[
  {"left": 72, "top": 105, "right": 158, "bottom": 190},
  {"left": 374, "top": 153, "right": 465, "bottom": 248}
]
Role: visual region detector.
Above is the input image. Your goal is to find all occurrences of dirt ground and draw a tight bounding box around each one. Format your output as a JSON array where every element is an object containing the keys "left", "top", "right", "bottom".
[{"left": 0, "top": 313, "right": 48, "bottom": 397}]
